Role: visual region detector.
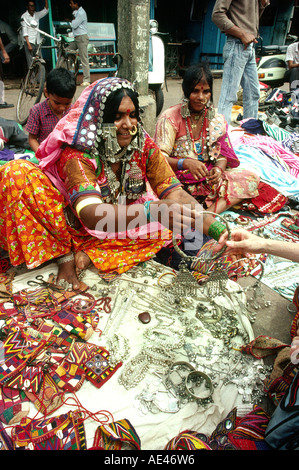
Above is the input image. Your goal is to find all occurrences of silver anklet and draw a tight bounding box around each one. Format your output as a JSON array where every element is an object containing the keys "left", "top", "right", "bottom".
[{"left": 57, "top": 252, "right": 74, "bottom": 265}]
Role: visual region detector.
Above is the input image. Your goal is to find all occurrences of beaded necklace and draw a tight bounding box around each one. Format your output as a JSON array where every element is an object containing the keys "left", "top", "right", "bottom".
[{"left": 185, "top": 107, "right": 208, "bottom": 161}]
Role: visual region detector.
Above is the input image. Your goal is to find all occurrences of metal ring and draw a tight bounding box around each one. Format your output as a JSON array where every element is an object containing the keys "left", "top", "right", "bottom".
[
  {"left": 167, "top": 361, "right": 196, "bottom": 388},
  {"left": 129, "top": 124, "right": 138, "bottom": 136},
  {"left": 185, "top": 370, "right": 214, "bottom": 400},
  {"left": 223, "top": 256, "right": 265, "bottom": 281},
  {"left": 157, "top": 271, "right": 176, "bottom": 287},
  {"left": 172, "top": 210, "right": 231, "bottom": 263},
  {"left": 287, "top": 302, "right": 297, "bottom": 314}
]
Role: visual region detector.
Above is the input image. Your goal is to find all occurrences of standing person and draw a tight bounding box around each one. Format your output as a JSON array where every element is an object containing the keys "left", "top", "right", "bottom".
[
  {"left": 26, "top": 67, "right": 76, "bottom": 152},
  {"left": 212, "top": 0, "right": 270, "bottom": 124},
  {"left": 285, "top": 41, "right": 299, "bottom": 92},
  {"left": 69, "top": 0, "right": 90, "bottom": 87},
  {"left": 0, "top": 20, "right": 18, "bottom": 58},
  {"left": 21, "top": 0, "right": 49, "bottom": 69},
  {"left": 0, "top": 36, "right": 13, "bottom": 109}
]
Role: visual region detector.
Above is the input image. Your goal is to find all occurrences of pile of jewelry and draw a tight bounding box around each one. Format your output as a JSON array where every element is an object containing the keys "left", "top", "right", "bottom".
[
  {"left": 96, "top": 255, "right": 270, "bottom": 418},
  {"left": 132, "top": 336, "right": 271, "bottom": 417}
]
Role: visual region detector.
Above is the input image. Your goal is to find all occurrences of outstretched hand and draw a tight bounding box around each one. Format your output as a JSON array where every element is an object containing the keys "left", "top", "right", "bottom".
[
  {"left": 213, "top": 229, "right": 243, "bottom": 264},
  {"left": 217, "top": 228, "right": 261, "bottom": 267},
  {"left": 224, "top": 228, "right": 265, "bottom": 255}
]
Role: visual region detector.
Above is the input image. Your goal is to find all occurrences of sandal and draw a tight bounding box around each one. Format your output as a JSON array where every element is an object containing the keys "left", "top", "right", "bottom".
[{"left": 0, "top": 103, "right": 14, "bottom": 109}]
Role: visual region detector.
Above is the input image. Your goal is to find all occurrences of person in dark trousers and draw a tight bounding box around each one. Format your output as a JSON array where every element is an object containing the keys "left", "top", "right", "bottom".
[
  {"left": 21, "top": 0, "right": 49, "bottom": 69},
  {"left": 69, "top": 0, "right": 90, "bottom": 87},
  {"left": 0, "top": 36, "right": 13, "bottom": 109}
]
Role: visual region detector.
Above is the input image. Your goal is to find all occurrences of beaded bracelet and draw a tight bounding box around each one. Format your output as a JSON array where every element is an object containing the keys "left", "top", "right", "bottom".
[
  {"left": 208, "top": 220, "right": 226, "bottom": 241},
  {"left": 143, "top": 200, "right": 152, "bottom": 221},
  {"left": 177, "top": 159, "right": 185, "bottom": 170}
]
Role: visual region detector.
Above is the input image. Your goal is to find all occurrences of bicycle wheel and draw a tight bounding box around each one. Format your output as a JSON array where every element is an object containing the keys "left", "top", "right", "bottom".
[
  {"left": 56, "top": 53, "right": 79, "bottom": 77},
  {"left": 67, "top": 53, "right": 79, "bottom": 77},
  {"left": 16, "top": 60, "right": 46, "bottom": 126}
]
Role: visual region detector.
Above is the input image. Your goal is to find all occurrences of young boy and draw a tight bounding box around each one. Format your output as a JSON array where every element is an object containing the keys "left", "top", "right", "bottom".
[{"left": 26, "top": 67, "right": 76, "bottom": 152}]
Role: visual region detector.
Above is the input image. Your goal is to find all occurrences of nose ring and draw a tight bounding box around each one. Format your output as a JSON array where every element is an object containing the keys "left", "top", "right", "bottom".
[{"left": 129, "top": 125, "right": 138, "bottom": 136}]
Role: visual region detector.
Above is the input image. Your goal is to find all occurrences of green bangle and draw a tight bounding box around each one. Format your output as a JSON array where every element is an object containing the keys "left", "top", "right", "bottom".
[
  {"left": 143, "top": 200, "right": 152, "bottom": 221},
  {"left": 208, "top": 220, "right": 226, "bottom": 241}
]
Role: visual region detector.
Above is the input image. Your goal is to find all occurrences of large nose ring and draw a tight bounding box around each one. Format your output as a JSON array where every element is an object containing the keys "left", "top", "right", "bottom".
[{"left": 129, "top": 125, "right": 137, "bottom": 136}]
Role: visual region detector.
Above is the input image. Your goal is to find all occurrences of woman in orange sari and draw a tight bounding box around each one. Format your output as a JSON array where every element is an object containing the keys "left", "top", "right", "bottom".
[{"left": 0, "top": 77, "right": 230, "bottom": 289}]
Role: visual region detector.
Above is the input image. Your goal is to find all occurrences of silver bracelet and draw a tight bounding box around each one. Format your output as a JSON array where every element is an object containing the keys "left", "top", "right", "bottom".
[
  {"left": 57, "top": 253, "right": 74, "bottom": 265},
  {"left": 185, "top": 370, "right": 214, "bottom": 400}
]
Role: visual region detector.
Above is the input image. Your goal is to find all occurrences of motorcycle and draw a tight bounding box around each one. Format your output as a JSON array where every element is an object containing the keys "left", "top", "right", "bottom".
[
  {"left": 256, "top": 35, "right": 298, "bottom": 88},
  {"left": 112, "top": 20, "right": 166, "bottom": 116}
]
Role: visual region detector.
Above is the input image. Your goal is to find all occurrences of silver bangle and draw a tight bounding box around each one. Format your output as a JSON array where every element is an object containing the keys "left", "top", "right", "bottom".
[
  {"left": 57, "top": 253, "right": 74, "bottom": 265},
  {"left": 185, "top": 370, "right": 214, "bottom": 400}
]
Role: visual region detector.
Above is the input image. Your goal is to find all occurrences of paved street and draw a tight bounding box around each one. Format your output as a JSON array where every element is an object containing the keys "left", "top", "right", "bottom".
[
  {"left": 2, "top": 74, "right": 219, "bottom": 122},
  {"left": 0, "top": 75, "right": 294, "bottom": 357}
]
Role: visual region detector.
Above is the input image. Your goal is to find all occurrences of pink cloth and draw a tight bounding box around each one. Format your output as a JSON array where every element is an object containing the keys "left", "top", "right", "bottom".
[{"left": 229, "top": 129, "right": 299, "bottom": 178}]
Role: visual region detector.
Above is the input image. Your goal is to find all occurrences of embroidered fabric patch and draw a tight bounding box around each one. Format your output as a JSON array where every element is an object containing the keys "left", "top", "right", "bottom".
[
  {"left": 12, "top": 411, "right": 86, "bottom": 450},
  {"left": 83, "top": 346, "right": 122, "bottom": 389}
]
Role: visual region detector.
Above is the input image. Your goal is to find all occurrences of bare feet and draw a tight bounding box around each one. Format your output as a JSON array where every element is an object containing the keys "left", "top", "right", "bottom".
[
  {"left": 57, "top": 255, "right": 81, "bottom": 291},
  {"left": 56, "top": 251, "right": 92, "bottom": 291},
  {"left": 74, "top": 251, "right": 92, "bottom": 271}
]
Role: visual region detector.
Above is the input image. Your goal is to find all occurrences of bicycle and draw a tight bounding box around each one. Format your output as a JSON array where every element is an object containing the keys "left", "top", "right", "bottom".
[{"left": 16, "top": 20, "right": 79, "bottom": 126}]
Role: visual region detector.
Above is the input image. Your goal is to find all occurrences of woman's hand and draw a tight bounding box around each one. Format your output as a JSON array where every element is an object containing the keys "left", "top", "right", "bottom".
[
  {"left": 183, "top": 159, "right": 209, "bottom": 180},
  {"left": 206, "top": 166, "right": 223, "bottom": 186},
  {"left": 291, "top": 331, "right": 299, "bottom": 365},
  {"left": 150, "top": 199, "right": 200, "bottom": 235}
]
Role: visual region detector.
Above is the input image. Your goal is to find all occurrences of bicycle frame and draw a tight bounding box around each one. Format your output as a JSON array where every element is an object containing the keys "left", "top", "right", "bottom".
[
  {"left": 17, "top": 19, "right": 80, "bottom": 125},
  {"left": 17, "top": 20, "right": 68, "bottom": 125},
  {"left": 29, "top": 35, "right": 47, "bottom": 66},
  {"left": 21, "top": 18, "right": 62, "bottom": 65},
  {"left": 55, "top": 35, "right": 79, "bottom": 74}
]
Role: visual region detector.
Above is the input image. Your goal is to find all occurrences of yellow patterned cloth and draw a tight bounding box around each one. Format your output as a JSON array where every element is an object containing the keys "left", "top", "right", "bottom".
[{"left": 0, "top": 155, "right": 175, "bottom": 275}]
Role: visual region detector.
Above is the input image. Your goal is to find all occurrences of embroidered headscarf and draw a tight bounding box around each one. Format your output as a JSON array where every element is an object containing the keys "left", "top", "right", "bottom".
[
  {"left": 36, "top": 77, "right": 143, "bottom": 197},
  {"left": 72, "top": 77, "right": 138, "bottom": 154}
]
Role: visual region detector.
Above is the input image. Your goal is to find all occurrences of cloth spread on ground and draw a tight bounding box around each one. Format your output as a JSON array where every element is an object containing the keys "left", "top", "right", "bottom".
[
  {"left": 0, "top": 259, "right": 270, "bottom": 450},
  {"left": 229, "top": 125, "right": 299, "bottom": 202}
]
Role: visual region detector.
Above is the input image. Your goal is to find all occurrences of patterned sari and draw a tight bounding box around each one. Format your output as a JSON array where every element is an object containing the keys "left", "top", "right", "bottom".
[
  {"left": 0, "top": 78, "right": 183, "bottom": 276},
  {"left": 155, "top": 103, "right": 260, "bottom": 207}
]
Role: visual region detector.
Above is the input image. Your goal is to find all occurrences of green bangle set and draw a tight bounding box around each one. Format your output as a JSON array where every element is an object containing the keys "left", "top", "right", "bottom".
[
  {"left": 208, "top": 220, "right": 226, "bottom": 241},
  {"left": 143, "top": 200, "right": 152, "bottom": 221}
]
